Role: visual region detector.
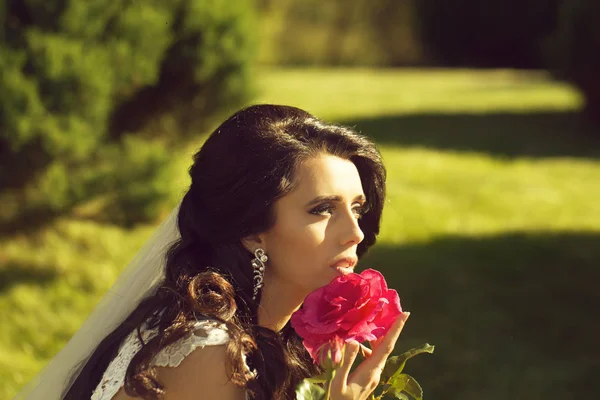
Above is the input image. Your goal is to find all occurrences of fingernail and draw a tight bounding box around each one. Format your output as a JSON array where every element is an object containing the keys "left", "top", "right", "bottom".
[{"left": 403, "top": 311, "right": 411, "bottom": 320}]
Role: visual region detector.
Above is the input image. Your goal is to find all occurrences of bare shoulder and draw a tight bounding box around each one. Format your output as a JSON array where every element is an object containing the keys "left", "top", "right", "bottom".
[
  {"left": 111, "top": 344, "right": 247, "bottom": 400},
  {"left": 156, "top": 344, "right": 247, "bottom": 400}
]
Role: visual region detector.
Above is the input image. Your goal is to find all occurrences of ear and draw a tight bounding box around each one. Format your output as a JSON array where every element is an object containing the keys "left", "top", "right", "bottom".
[{"left": 241, "top": 233, "right": 267, "bottom": 255}]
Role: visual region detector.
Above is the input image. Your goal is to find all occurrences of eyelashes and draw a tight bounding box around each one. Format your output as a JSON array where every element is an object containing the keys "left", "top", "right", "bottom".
[{"left": 309, "top": 203, "right": 369, "bottom": 219}]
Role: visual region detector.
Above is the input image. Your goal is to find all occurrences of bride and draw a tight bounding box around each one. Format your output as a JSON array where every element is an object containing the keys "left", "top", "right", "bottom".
[{"left": 16, "top": 104, "right": 409, "bottom": 400}]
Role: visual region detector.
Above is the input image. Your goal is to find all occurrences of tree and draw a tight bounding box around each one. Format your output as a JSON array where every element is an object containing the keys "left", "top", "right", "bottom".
[
  {"left": 415, "top": 0, "right": 561, "bottom": 68},
  {"left": 546, "top": 0, "right": 600, "bottom": 123}
]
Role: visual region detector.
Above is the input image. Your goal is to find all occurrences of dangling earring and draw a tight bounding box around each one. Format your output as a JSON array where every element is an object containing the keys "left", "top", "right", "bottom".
[{"left": 251, "top": 248, "right": 267, "bottom": 301}]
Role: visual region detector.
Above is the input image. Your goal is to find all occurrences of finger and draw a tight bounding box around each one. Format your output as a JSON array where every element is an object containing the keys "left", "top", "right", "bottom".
[
  {"left": 369, "top": 337, "right": 384, "bottom": 353},
  {"left": 359, "top": 343, "right": 372, "bottom": 358},
  {"left": 330, "top": 340, "right": 360, "bottom": 393},
  {"left": 354, "top": 312, "right": 410, "bottom": 380},
  {"left": 370, "top": 311, "right": 410, "bottom": 352}
]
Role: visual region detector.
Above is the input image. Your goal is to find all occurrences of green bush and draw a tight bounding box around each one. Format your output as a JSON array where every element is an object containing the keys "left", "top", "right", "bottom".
[
  {"left": 0, "top": 0, "right": 255, "bottom": 229},
  {"left": 546, "top": 0, "right": 600, "bottom": 122},
  {"left": 257, "top": 0, "right": 423, "bottom": 66}
]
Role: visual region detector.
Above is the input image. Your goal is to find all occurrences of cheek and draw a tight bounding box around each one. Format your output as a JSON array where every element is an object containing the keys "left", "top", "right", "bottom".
[{"left": 268, "top": 220, "right": 328, "bottom": 279}]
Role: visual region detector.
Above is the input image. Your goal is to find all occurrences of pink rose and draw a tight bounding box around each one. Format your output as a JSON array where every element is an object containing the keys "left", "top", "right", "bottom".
[{"left": 291, "top": 269, "right": 402, "bottom": 363}]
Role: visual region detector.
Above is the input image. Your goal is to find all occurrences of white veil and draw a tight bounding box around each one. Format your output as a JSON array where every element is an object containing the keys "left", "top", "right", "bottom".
[{"left": 14, "top": 202, "right": 182, "bottom": 399}]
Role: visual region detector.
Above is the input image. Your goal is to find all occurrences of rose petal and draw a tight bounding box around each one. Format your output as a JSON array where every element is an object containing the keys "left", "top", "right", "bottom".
[{"left": 360, "top": 269, "right": 388, "bottom": 297}]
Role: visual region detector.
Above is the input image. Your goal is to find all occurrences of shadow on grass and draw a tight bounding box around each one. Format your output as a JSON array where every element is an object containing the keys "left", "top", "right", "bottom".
[
  {"left": 340, "top": 111, "right": 600, "bottom": 159},
  {"left": 0, "top": 262, "right": 59, "bottom": 292},
  {"left": 361, "top": 231, "right": 600, "bottom": 399}
]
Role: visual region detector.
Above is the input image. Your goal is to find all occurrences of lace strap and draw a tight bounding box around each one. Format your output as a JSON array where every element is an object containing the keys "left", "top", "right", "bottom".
[
  {"left": 152, "top": 320, "right": 230, "bottom": 367},
  {"left": 91, "top": 319, "right": 231, "bottom": 400}
]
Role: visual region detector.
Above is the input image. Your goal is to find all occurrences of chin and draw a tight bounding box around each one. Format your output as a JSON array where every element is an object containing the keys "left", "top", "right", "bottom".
[{"left": 310, "top": 277, "right": 334, "bottom": 291}]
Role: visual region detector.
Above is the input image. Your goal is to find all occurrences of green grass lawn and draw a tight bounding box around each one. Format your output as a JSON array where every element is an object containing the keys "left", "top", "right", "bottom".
[{"left": 2, "top": 68, "right": 599, "bottom": 399}]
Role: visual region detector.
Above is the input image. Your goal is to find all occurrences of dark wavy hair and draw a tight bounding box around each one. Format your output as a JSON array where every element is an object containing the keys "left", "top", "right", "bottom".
[{"left": 63, "top": 104, "right": 387, "bottom": 399}]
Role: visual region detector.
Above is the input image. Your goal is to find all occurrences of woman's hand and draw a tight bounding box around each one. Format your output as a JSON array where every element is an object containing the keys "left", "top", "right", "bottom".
[{"left": 328, "top": 312, "right": 410, "bottom": 400}]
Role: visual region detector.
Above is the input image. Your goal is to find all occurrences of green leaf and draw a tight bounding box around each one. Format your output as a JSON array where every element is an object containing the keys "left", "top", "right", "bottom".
[
  {"left": 387, "top": 374, "right": 423, "bottom": 400},
  {"left": 306, "top": 372, "right": 330, "bottom": 384},
  {"left": 295, "top": 379, "right": 326, "bottom": 400},
  {"left": 381, "top": 343, "right": 435, "bottom": 382},
  {"left": 402, "top": 375, "right": 424, "bottom": 400}
]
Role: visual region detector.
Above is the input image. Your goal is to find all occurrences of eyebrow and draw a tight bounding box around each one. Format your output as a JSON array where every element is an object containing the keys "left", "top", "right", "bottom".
[{"left": 305, "top": 194, "right": 367, "bottom": 208}]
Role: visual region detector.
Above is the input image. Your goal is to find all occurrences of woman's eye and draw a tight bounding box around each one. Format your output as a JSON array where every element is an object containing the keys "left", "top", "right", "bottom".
[
  {"left": 352, "top": 206, "right": 366, "bottom": 219},
  {"left": 310, "top": 204, "right": 334, "bottom": 216},
  {"left": 309, "top": 204, "right": 367, "bottom": 219}
]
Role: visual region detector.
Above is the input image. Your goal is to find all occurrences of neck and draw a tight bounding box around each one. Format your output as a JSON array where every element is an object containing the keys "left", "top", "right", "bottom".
[{"left": 257, "top": 275, "right": 306, "bottom": 332}]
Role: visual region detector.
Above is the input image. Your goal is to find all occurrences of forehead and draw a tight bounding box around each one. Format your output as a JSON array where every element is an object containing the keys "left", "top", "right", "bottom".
[{"left": 290, "top": 154, "right": 364, "bottom": 198}]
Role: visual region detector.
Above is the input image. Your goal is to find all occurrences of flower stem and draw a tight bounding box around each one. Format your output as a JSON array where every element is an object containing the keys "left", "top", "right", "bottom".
[
  {"left": 324, "top": 369, "right": 335, "bottom": 399},
  {"left": 324, "top": 379, "right": 332, "bottom": 400}
]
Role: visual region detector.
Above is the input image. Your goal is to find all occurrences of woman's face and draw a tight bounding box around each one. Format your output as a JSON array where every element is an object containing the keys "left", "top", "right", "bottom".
[{"left": 260, "top": 153, "right": 367, "bottom": 294}]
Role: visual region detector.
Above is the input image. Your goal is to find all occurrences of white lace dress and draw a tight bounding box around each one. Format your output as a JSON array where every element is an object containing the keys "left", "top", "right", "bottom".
[{"left": 91, "top": 319, "right": 255, "bottom": 400}]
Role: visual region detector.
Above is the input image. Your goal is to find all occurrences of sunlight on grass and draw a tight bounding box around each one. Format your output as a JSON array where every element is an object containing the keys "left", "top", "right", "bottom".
[
  {"left": 254, "top": 68, "right": 583, "bottom": 120},
  {"left": 1, "top": 68, "right": 599, "bottom": 399},
  {"left": 379, "top": 148, "right": 600, "bottom": 243}
]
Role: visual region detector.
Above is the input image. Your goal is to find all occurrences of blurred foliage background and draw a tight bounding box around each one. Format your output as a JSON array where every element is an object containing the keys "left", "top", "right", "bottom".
[{"left": 1, "top": 0, "right": 599, "bottom": 399}]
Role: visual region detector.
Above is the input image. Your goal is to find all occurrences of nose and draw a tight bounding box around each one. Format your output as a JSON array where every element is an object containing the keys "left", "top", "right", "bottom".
[{"left": 340, "top": 208, "right": 365, "bottom": 246}]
